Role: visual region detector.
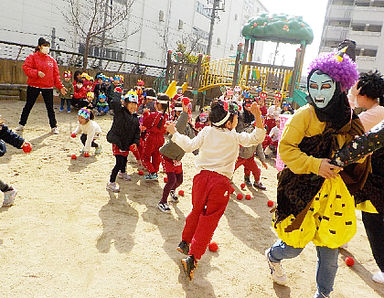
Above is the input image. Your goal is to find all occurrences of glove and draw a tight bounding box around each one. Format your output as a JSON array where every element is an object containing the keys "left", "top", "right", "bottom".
[
  {"left": 22, "top": 142, "right": 32, "bottom": 153},
  {"left": 71, "top": 133, "right": 76, "bottom": 138}
]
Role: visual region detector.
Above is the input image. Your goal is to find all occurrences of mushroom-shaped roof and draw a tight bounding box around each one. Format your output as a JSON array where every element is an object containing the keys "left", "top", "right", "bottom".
[{"left": 242, "top": 13, "right": 314, "bottom": 45}]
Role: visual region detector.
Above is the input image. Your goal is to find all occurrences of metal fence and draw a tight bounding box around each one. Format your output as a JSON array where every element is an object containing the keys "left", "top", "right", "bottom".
[{"left": 0, "top": 40, "right": 166, "bottom": 77}]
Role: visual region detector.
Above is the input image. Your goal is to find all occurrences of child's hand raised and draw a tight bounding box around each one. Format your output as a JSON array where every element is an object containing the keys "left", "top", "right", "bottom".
[
  {"left": 245, "top": 102, "right": 261, "bottom": 118},
  {"left": 165, "top": 121, "right": 176, "bottom": 135}
]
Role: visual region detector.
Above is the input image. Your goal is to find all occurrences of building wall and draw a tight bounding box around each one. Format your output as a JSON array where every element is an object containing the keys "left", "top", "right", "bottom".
[
  {"left": 0, "top": 0, "right": 266, "bottom": 67},
  {"left": 320, "top": 0, "right": 384, "bottom": 72}
]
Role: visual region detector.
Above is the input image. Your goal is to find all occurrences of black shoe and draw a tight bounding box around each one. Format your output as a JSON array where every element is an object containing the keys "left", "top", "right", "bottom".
[
  {"left": 181, "top": 255, "right": 197, "bottom": 281},
  {"left": 244, "top": 176, "right": 252, "bottom": 186},
  {"left": 253, "top": 181, "right": 267, "bottom": 190},
  {"left": 170, "top": 190, "right": 179, "bottom": 203},
  {"left": 177, "top": 240, "right": 190, "bottom": 255}
]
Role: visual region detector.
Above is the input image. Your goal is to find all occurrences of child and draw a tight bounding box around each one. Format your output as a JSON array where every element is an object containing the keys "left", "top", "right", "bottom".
[
  {"left": 96, "top": 93, "right": 109, "bottom": 116},
  {"left": 0, "top": 115, "right": 32, "bottom": 206},
  {"left": 60, "top": 70, "right": 74, "bottom": 113},
  {"left": 195, "top": 111, "right": 209, "bottom": 131},
  {"left": 165, "top": 100, "right": 265, "bottom": 280},
  {"left": 71, "top": 108, "right": 102, "bottom": 156},
  {"left": 263, "top": 119, "right": 280, "bottom": 157},
  {"left": 94, "top": 73, "right": 107, "bottom": 100},
  {"left": 235, "top": 106, "right": 268, "bottom": 190},
  {"left": 72, "top": 78, "right": 88, "bottom": 109},
  {"left": 86, "top": 92, "right": 96, "bottom": 109},
  {"left": 106, "top": 90, "right": 140, "bottom": 192},
  {"left": 142, "top": 94, "right": 170, "bottom": 180},
  {"left": 158, "top": 102, "right": 196, "bottom": 212}
]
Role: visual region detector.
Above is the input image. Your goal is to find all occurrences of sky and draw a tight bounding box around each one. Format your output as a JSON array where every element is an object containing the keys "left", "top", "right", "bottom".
[{"left": 260, "top": 0, "right": 328, "bottom": 72}]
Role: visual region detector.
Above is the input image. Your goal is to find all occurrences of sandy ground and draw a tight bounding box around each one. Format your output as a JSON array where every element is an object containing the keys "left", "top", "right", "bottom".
[{"left": 0, "top": 100, "right": 383, "bottom": 298}]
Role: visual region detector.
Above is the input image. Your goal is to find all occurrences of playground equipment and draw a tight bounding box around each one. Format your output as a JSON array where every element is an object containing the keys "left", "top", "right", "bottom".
[{"left": 162, "top": 13, "right": 314, "bottom": 107}]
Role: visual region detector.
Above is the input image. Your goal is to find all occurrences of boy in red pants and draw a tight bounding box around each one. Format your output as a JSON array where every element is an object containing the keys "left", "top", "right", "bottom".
[
  {"left": 142, "top": 94, "right": 169, "bottom": 180},
  {"left": 166, "top": 100, "right": 265, "bottom": 280}
]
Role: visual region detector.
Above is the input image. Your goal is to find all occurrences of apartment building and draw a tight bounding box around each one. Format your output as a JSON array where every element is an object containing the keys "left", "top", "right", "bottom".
[{"left": 320, "top": 0, "right": 384, "bottom": 72}]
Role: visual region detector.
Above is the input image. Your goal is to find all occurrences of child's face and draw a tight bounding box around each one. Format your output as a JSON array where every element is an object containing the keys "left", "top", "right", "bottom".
[
  {"left": 126, "top": 102, "right": 137, "bottom": 114},
  {"left": 225, "top": 114, "right": 238, "bottom": 130},
  {"left": 78, "top": 115, "right": 87, "bottom": 125},
  {"left": 64, "top": 77, "right": 70, "bottom": 82},
  {"left": 87, "top": 96, "right": 93, "bottom": 102},
  {"left": 97, "top": 78, "right": 103, "bottom": 84},
  {"left": 99, "top": 97, "right": 105, "bottom": 103}
]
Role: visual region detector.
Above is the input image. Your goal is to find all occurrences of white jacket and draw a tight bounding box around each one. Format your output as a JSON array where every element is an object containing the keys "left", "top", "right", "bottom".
[
  {"left": 171, "top": 126, "right": 265, "bottom": 178},
  {"left": 73, "top": 120, "right": 102, "bottom": 152}
]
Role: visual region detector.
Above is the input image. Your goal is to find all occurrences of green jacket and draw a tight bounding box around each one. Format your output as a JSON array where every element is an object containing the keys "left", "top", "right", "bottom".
[{"left": 61, "top": 80, "right": 74, "bottom": 99}]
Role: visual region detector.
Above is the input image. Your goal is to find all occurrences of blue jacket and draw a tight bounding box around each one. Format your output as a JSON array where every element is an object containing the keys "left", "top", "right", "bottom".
[{"left": 0, "top": 124, "right": 25, "bottom": 156}]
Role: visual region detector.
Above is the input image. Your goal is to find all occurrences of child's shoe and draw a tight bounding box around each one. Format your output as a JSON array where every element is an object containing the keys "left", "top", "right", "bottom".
[
  {"left": 15, "top": 125, "right": 24, "bottom": 132},
  {"left": 51, "top": 127, "right": 59, "bottom": 134},
  {"left": 157, "top": 202, "right": 171, "bottom": 213},
  {"left": 106, "top": 182, "right": 120, "bottom": 193},
  {"left": 59, "top": 106, "right": 64, "bottom": 112},
  {"left": 3, "top": 188, "right": 17, "bottom": 207},
  {"left": 177, "top": 241, "right": 190, "bottom": 255},
  {"left": 67, "top": 108, "right": 71, "bottom": 113},
  {"left": 118, "top": 171, "right": 131, "bottom": 181},
  {"left": 144, "top": 173, "right": 158, "bottom": 180},
  {"left": 95, "top": 145, "right": 102, "bottom": 155},
  {"left": 253, "top": 181, "right": 267, "bottom": 190},
  {"left": 181, "top": 255, "right": 197, "bottom": 281},
  {"left": 265, "top": 248, "right": 288, "bottom": 285},
  {"left": 372, "top": 271, "right": 384, "bottom": 284},
  {"left": 244, "top": 175, "right": 252, "bottom": 186},
  {"left": 170, "top": 190, "right": 179, "bottom": 203}
]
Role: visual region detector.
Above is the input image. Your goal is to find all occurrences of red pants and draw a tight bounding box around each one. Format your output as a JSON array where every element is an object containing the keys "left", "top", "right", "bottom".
[
  {"left": 142, "top": 134, "right": 164, "bottom": 173},
  {"left": 234, "top": 157, "right": 261, "bottom": 182},
  {"left": 182, "top": 170, "right": 231, "bottom": 260},
  {"left": 129, "top": 144, "right": 141, "bottom": 163},
  {"left": 262, "top": 135, "right": 278, "bottom": 150}
]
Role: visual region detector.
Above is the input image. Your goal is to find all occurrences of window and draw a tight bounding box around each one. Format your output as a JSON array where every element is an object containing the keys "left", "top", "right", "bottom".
[
  {"left": 234, "top": 14, "right": 238, "bottom": 21},
  {"left": 159, "top": 10, "right": 165, "bottom": 22},
  {"left": 230, "top": 44, "right": 234, "bottom": 51},
  {"left": 356, "top": 47, "right": 378, "bottom": 57},
  {"left": 217, "top": 38, "right": 221, "bottom": 45},
  {"left": 178, "top": 19, "right": 183, "bottom": 30}
]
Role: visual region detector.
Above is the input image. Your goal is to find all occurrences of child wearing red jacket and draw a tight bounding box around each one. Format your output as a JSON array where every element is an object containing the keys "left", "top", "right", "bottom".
[{"left": 142, "top": 94, "right": 170, "bottom": 180}]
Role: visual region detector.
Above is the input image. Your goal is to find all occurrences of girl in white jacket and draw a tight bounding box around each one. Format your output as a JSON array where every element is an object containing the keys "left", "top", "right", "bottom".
[{"left": 71, "top": 108, "right": 102, "bottom": 157}]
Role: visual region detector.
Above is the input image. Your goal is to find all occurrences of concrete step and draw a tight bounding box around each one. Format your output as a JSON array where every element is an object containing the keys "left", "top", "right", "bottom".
[
  {"left": 0, "top": 89, "right": 19, "bottom": 96},
  {"left": 0, "top": 95, "right": 20, "bottom": 100}
]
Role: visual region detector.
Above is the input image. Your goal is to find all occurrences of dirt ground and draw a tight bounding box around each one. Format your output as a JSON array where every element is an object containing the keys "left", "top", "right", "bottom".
[{"left": 0, "top": 100, "right": 383, "bottom": 297}]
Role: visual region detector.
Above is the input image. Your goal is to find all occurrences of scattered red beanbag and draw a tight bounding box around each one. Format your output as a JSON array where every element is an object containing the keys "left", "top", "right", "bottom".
[
  {"left": 84, "top": 152, "right": 90, "bottom": 158},
  {"left": 22, "top": 142, "right": 32, "bottom": 153},
  {"left": 71, "top": 154, "right": 77, "bottom": 160},
  {"left": 138, "top": 170, "right": 144, "bottom": 175},
  {"left": 267, "top": 200, "right": 274, "bottom": 207},
  {"left": 164, "top": 177, "right": 168, "bottom": 183},
  {"left": 345, "top": 257, "right": 354, "bottom": 267},
  {"left": 240, "top": 183, "right": 246, "bottom": 189},
  {"left": 245, "top": 194, "right": 252, "bottom": 200},
  {"left": 71, "top": 133, "right": 76, "bottom": 138},
  {"left": 237, "top": 193, "right": 243, "bottom": 200},
  {"left": 182, "top": 97, "right": 190, "bottom": 106},
  {"left": 115, "top": 87, "right": 123, "bottom": 93},
  {"left": 178, "top": 190, "right": 185, "bottom": 196},
  {"left": 208, "top": 241, "right": 218, "bottom": 252}
]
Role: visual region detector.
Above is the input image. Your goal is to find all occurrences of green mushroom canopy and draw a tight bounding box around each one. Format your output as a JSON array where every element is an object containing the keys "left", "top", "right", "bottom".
[{"left": 242, "top": 13, "right": 314, "bottom": 45}]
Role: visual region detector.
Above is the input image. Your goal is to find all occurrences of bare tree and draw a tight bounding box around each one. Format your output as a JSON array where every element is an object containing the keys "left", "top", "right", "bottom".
[{"left": 62, "top": 0, "right": 137, "bottom": 69}]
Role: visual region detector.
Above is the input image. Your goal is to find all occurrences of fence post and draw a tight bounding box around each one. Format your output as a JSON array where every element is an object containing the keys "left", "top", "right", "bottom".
[
  {"left": 192, "top": 54, "right": 203, "bottom": 112},
  {"left": 239, "top": 39, "right": 249, "bottom": 87},
  {"left": 232, "top": 43, "right": 243, "bottom": 88},
  {"left": 166, "top": 50, "right": 172, "bottom": 85}
]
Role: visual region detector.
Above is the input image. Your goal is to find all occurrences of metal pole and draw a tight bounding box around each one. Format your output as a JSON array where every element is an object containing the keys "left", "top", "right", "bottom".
[
  {"left": 51, "top": 27, "right": 56, "bottom": 58},
  {"left": 206, "top": 0, "right": 220, "bottom": 55}
]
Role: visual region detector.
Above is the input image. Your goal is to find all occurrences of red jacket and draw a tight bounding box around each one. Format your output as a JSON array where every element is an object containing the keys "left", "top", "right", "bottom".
[
  {"left": 23, "top": 51, "right": 63, "bottom": 90},
  {"left": 73, "top": 85, "right": 87, "bottom": 99},
  {"left": 143, "top": 111, "right": 168, "bottom": 135}
]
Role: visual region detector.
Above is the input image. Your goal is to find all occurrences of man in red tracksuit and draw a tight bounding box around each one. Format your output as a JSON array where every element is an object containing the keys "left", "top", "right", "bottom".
[{"left": 142, "top": 94, "right": 170, "bottom": 180}]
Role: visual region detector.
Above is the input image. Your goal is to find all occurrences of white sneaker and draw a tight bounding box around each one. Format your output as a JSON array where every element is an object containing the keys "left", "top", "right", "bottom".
[
  {"left": 118, "top": 171, "right": 131, "bottom": 181},
  {"left": 106, "top": 182, "right": 120, "bottom": 193},
  {"left": 51, "top": 127, "right": 59, "bottom": 134},
  {"left": 15, "top": 125, "right": 24, "bottom": 132},
  {"left": 158, "top": 202, "right": 171, "bottom": 213},
  {"left": 372, "top": 271, "right": 384, "bottom": 284},
  {"left": 265, "top": 248, "right": 288, "bottom": 286},
  {"left": 3, "top": 188, "right": 17, "bottom": 207}
]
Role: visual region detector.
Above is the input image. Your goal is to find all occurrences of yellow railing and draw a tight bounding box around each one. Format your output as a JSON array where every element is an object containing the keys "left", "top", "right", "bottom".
[{"left": 198, "top": 58, "right": 235, "bottom": 92}]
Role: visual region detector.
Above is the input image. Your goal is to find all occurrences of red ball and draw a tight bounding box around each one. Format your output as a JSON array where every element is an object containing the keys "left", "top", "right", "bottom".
[
  {"left": 182, "top": 97, "right": 190, "bottom": 106},
  {"left": 267, "top": 200, "right": 274, "bottom": 207},
  {"left": 71, "top": 133, "right": 76, "bottom": 138},
  {"left": 240, "top": 183, "right": 246, "bottom": 189},
  {"left": 345, "top": 257, "right": 354, "bottom": 266},
  {"left": 178, "top": 190, "right": 185, "bottom": 196},
  {"left": 84, "top": 152, "right": 90, "bottom": 158},
  {"left": 22, "top": 142, "right": 32, "bottom": 153},
  {"left": 71, "top": 154, "right": 77, "bottom": 160},
  {"left": 138, "top": 170, "right": 144, "bottom": 176},
  {"left": 237, "top": 193, "right": 244, "bottom": 200},
  {"left": 208, "top": 241, "right": 218, "bottom": 252},
  {"left": 245, "top": 194, "right": 251, "bottom": 200},
  {"left": 164, "top": 177, "right": 168, "bottom": 183}
]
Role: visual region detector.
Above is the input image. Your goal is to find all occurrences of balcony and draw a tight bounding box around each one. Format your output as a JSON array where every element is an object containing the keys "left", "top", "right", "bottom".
[
  {"left": 324, "top": 26, "right": 349, "bottom": 40},
  {"left": 347, "top": 31, "right": 381, "bottom": 47},
  {"left": 352, "top": 6, "right": 384, "bottom": 21},
  {"left": 328, "top": 5, "right": 353, "bottom": 19},
  {"left": 356, "top": 56, "right": 376, "bottom": 70}
]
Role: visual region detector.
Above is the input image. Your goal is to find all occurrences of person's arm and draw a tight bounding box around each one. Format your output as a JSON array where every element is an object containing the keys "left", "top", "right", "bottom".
[
  {"left": 0, "top": 124, "right": 25, "bottom": 149},
  {"left": 167, "top": 124, "right": 206, "bottom": 153},
  {"left": 175, "top": 112, "right": 188, "bottom": 134},
  {"left": 22, "top": 54, "right": 38, "bottom": 79},
  {"left": 237, "top": 127, "right": 266, "bottom": 147},
  {"left": 72, "top": 125, "right": 81, "bottom": 136},
  {"left": 53, "top": 59, "right": 64, "bottom": 90}
]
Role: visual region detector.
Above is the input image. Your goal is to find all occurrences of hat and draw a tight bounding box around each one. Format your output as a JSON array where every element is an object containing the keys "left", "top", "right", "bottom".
[
  {"left": 78, "top": 108, "right": 91, "bottom": 119},
  {"left": 137, "top": 79, "right": 145, "bottom": 86},
  {"left": 99, "top": 93, "right": 107, "bottom": 100},
  {"left": 38, "top": 37, "right": 50, "bottom": 47},
  {"left": 63, "top": 70, "right": 72, "bottom": 78},
  {"left": 87, "top": 92, "right": 94, "bottom": 99},
  {"left": 174, "top": 102, "right": 183, "bottom": 112},
  {"left": 123, "top": 90, "right": 139, "bottom": 104}
]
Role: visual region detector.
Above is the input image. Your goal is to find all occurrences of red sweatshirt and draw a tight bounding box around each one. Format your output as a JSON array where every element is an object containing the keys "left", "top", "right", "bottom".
[
  {"left": 143, "top": 111, "right": 168, "bottom": 135},
  {"left": 22, "top": 51, "right": 63, "bottom": 90},
  {"left": 73, "top": 85, "right": 87, "bottom": 99}
]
